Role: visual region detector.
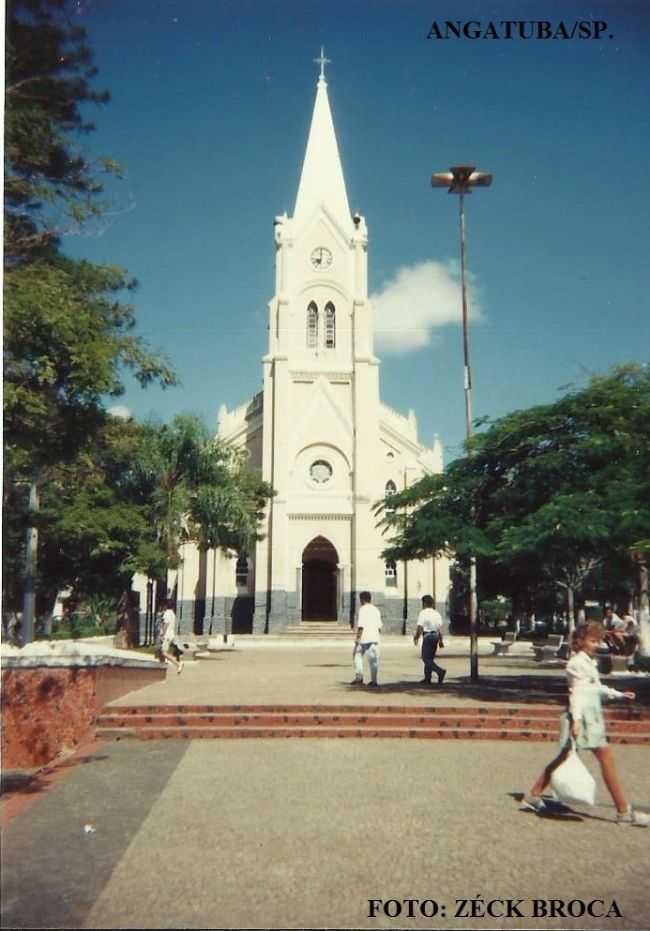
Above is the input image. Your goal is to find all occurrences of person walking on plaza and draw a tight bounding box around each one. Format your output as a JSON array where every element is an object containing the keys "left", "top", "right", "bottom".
[
  {"left": 413, "top": 594, "right": 446, "bottom": 686},
  {"left": 351, "top": 591, "right": 382, "bottom": 687},
  {"left": 520, "top": 621, "right": 648, "bottom": 825},
  {"left": 159, "top": 599, "right": 184, "bottom": 675}
]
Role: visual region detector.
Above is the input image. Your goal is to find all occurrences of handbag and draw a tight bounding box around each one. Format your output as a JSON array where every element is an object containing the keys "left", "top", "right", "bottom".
[{"left": 550, "top": 745, "right": 596, "bottom": 806}]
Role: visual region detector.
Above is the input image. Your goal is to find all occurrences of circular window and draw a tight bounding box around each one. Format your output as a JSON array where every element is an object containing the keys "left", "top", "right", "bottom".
[{"left": 309, "top": 459, "right": 333, "bottom": 484}]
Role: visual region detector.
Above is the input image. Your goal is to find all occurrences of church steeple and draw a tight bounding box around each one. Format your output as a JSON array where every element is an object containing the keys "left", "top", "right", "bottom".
[{"left": 293, "top": 52, "right": 352, "bottom": 229}]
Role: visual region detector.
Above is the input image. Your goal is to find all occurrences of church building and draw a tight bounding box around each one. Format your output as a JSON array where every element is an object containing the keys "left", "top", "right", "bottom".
[{"left": 167, "top": 60, "right": 450, "bottom": 636}]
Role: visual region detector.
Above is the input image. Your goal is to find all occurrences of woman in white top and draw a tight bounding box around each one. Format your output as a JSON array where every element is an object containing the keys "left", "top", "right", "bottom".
[{"left": 520, "top": 621, "right": 647, "bottom": 825}]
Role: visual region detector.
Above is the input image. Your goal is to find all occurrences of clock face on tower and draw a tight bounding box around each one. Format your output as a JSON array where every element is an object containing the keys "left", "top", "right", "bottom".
[{"left": 310, "top": 246, "right": 333, "bottom": 269}]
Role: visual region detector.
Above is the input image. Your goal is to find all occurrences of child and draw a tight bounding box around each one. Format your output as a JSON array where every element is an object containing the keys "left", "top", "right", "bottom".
[{"left": 520, "top": 621, "right": 648, "bottom": 826}]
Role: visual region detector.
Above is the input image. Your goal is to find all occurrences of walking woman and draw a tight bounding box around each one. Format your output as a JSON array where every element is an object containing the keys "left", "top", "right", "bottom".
[{"left": 520, "top": 621, "right": 648, "bottom": 825}]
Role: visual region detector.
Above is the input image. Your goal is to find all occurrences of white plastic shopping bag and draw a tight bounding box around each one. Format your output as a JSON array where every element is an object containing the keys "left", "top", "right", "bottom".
[{"left": 551, "top": 749, "right": 596, "bottom": 806}]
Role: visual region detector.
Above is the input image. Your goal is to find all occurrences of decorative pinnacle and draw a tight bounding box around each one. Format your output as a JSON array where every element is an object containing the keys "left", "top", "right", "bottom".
[{"left": 313, "top": 46, "right": 331, "bottom": 80}]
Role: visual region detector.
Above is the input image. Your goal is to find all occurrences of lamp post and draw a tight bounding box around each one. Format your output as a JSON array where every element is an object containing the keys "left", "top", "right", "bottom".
[
  {"left": 402, "top": 465, "right": 418, "bottom": 636},
  {"left": 431, "top": 165, "right": 492, "bottom": 682}
]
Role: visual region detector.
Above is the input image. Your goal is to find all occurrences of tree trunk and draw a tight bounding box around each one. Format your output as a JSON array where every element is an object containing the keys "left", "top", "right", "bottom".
[
  {"left": 22, "top": 478, "right": 39, "bottom": 645},
  {"left": 567, "top": 586, "right": 576, "bottom": 637},
  {"left": 638, "top": 558, "right": 650, "bottom": 657}
]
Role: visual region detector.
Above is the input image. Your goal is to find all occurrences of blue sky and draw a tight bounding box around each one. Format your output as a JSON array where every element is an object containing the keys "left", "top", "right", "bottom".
[{"left": 66, "top": 0, "right": 649, "bottom": 461}]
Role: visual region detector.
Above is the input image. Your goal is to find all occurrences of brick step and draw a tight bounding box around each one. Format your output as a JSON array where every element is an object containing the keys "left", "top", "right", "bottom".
[
  {"left": 104, "top": 703, "right": 650, "bottom": 721},
  {"left": 95, "top": 724, "right": 650, "bottom": 744},
  {"left": 96, "top": 712, "right": 650, "bottom": 735}
]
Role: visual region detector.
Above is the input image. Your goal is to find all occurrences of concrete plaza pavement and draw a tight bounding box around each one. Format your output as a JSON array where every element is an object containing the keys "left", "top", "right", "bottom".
[
  {"left": 107, "top": 634, "right": 650, "bottom": 708},
  {"left": 2, "top": 638, "right": 649, "bottom": 931}
]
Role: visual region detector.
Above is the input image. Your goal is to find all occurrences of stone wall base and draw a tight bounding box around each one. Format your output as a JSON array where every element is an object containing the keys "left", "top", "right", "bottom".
[
  {"left": 142, "top": 593, "right": 449, "bottom": 637},
  {"left": 1, "top": 663, "right": 165, "bottom": 771}
]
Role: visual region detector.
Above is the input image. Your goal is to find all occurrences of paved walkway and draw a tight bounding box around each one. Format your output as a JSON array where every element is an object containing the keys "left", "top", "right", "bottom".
[
  {"left": 2, "top": 639, "right": 649, "bottom": 930},
  {"left": 108, "top": 635, "right": 650, "bottom": 709}
]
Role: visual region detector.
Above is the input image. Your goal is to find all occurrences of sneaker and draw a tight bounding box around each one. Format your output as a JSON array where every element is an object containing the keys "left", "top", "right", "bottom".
[
  {"left": 419, "top": 678, "right": 432, "bottom": 685},
  {"left": 519, "top": 795, "right": 547, "bottom": 814},
  {"left": 438, "top": 669, "right": 446, "bottom": 685},
  {"left": 350, "top": 678, "right": 364, "bottom": 686},
  {"left": 616, "top": 807, "right": 649, "bottom": 827},
  {"left": 367, "top": 681, "right": 378, "bottom": 688},
  {"left": 177, "top": 662, "right": 184, "bottom": 675}
]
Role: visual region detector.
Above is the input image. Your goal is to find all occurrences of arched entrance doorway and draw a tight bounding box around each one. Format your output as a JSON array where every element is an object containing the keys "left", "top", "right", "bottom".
[{"left": 302, "top": 536, "right": 338, "bottom": 621}]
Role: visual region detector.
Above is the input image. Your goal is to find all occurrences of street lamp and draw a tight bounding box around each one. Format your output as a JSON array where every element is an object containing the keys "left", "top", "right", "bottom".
[{"left": 431, "top": 165, "right": 493, "bottom": 682}]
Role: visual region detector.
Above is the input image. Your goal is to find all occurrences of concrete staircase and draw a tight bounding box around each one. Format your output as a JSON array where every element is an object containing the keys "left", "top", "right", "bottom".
[
  {"left": 279, "top": 622, "right": 353, "bottom": 637},
  {"left": 96, "top": 704, "right": 650, "bottom": 744}
]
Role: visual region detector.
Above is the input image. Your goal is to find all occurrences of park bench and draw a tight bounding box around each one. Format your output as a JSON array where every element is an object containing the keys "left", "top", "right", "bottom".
[
  {"left": 596, "top": 646, "right": 635, "bottom": 675},
  {"left": 609, "top": 654, "right": 633, "bottom": 673},
  {"left": 192, "top": 637, "right": 237, "bottom": 659},
  {"left": 533, "top": 634, "right": 566, "bottom": 663},
  {"left": 492, "top": 631, "right": 517, "bottom": 656}
]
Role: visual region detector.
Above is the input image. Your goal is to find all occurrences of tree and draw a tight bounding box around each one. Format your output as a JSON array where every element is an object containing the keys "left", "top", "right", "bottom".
[
  {"left": 3, "top": 0, "right": 177, "bottom": 639},
  {"left": 5, "top": 0, "right": 118, "bottom": 264},
  {"left": 379, "top": 366, "right": 650, "bottom": 643},
  {"left": 4, "top": 0, "right": 175, "bottom": 478},
  {"left": 2, "top": 416, "right": 167, "bottom": 621},
  {"left": 135, "top": 415, "right": 274, "bottom": 571},
  {"left": 4, "top": 258, "right": 176, "bottom": 469}
]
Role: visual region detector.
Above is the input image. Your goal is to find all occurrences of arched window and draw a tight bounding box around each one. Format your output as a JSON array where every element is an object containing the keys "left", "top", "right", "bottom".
[
  {"left": 324, "top": 302, "right": 336, "bottom": 348},
  {"left": 385, "top": 480, "right": 397, "bottom": 516},
  {"left": 385, "top": 560, "right": 398, "bottom": 588},
  {"left": 235, "top": 555, "right": 249, "bottom": 588},
  {"left": 307, "top": 302, "right": 318, "bottom": 348}
]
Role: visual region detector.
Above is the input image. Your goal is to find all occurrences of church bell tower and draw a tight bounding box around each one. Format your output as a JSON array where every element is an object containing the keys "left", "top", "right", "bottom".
[{"left": 254, "top": 51, "right": 384, "bottom": 630}]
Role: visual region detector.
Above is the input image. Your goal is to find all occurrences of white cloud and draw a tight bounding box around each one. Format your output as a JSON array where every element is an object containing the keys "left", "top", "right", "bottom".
[
  {"left": 107, "top": 404, "right": 133, "bottom": 420},
  {"left": 371, "top": 260, "right": 483, "bottom": 355}
]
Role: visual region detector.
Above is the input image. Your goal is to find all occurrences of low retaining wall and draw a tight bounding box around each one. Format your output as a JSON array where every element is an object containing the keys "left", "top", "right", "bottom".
[{"left": 1, "top": 646, "right": 165, "bottom": 770}]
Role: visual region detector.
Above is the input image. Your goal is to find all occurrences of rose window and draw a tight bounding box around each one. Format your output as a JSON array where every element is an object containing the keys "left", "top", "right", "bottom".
[{"left": 309, "top": 460, "right": 333, "bottom": 484}]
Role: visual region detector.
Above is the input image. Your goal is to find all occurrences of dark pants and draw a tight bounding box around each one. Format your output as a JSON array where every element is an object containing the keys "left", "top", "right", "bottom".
[{"left": 422, "top": 632, "right": 445, "bottom": 682}]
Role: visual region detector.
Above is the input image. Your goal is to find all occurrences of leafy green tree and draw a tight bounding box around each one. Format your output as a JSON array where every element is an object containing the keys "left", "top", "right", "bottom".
[
  {"left": 3, "top": 0, "right": 177, "bottom": 638},
  {"left": 380, "top": 366, "right": 650, "bottom": 641},
  {"left": 5, "top": 0, "right": 117, "bottom": 264},
  {"left": 4, "top": 0, "right": 175, "bottom": 482},
  {"left": 129, "top": 415, "right": 211, "bottom": 569},
  {"left": 134, "top": 415, "right": 274, "bottom": 572},
  {"left": 2, "top": 417, "right": 168, "bottom": 618},
  {"left": 4, "top": 258, "right": 176, "bottom": 471}
]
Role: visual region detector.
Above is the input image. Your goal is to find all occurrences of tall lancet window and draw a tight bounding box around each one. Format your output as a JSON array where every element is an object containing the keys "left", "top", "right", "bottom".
[
  {"left": 385, "top": 480, "right": 397, "bottom": 516},
  {"left": 325, "top": 302, "right": 336, "bottom": 348},
  {"left": 325, "top": 301, "right": 336, "bottom": 349},
  {"left": 307, "top": 302, "right": 318, "bottom": 348}
]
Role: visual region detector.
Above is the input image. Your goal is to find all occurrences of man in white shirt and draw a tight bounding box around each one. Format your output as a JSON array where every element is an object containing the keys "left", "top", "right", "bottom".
[
  {"left": 159, "top": 600, "right": 184, "bottom": 675},
  {"left": 352, "top": 591, "right": 382, "bottom": 687},
  {"left": 413, "top": 595, "right": 446, "bottom": 685},
  {"left": 603, "top": 606, "right": 626, "bottom": 654}
]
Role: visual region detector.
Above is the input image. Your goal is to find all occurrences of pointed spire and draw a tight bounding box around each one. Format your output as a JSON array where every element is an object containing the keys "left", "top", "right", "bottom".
[{"left": 293, "top": 53, "right": 352, "bottom": 228}]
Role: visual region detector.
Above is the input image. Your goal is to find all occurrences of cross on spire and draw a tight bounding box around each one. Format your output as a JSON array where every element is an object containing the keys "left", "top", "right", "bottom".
[{"left": 313, "top": 46, "right": 330, "bottom": 80}]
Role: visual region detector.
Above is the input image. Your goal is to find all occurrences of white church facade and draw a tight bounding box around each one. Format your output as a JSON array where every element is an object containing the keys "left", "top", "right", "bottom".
[{"left": 166, "top": 65, "right": 450, "bottom": 636}]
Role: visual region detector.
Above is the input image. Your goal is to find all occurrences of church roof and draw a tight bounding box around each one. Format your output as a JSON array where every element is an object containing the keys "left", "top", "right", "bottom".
[{"left": 293, "top": 74, "right": 352, "bottom": 229}]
